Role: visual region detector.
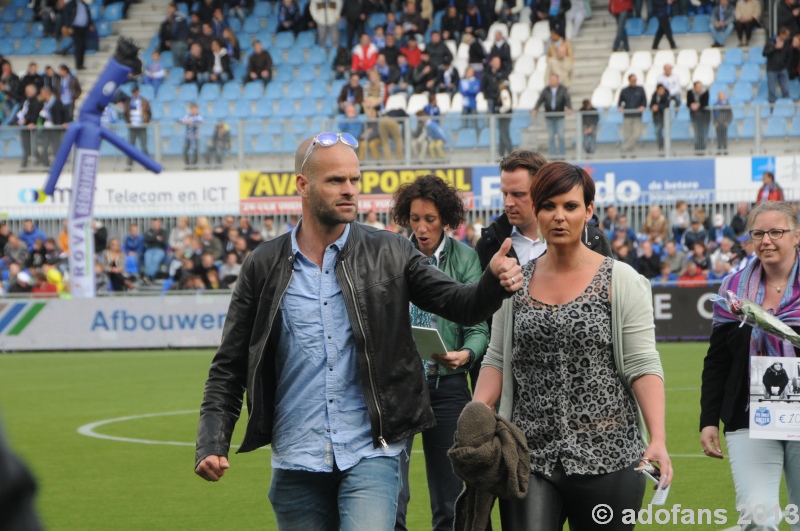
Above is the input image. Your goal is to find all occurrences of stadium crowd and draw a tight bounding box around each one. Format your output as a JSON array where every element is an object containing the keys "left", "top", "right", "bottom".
[{"left": 0, "top": 168, "right": 794, "bottom": 295}]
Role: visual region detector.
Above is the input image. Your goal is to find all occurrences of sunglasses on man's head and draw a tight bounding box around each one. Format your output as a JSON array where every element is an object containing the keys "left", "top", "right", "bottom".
[{"left": 299, "top": 132, "right": 359, "bottom": 174}]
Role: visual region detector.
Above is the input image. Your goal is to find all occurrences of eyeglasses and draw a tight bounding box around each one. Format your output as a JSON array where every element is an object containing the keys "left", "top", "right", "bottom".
[
  {"left": 749, "top": 229, "right": 793, "bottom": 240},
  {"left": 299, "top": 132, "right": 359, "bottom": 174}
]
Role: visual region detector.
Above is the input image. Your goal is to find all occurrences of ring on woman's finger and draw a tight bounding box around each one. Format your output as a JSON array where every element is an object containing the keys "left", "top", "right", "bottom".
[{"left": 511, "top": 277, "right": 516, "bottom": 284}]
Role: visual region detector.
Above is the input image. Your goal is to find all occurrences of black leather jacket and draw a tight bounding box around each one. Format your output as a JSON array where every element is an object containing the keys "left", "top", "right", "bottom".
[{"left": 195, "top": 223, "right": 510, "bottom": 467}]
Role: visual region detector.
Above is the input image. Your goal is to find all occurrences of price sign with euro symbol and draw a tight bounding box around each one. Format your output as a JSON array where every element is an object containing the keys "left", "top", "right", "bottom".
[{"left": 749, "top": 356, "right": 800, "bottom": 441}]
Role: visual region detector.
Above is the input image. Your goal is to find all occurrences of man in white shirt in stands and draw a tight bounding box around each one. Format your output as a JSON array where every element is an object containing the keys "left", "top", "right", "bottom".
[{"left": 656, "top": 63, "right": 681, "bottom": 107}]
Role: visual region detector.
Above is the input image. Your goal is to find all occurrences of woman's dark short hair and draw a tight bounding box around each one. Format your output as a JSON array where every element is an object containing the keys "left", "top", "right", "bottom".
[
  {"left": 530, "top": 161, "right": 595, "bottom": 213},
  {"left": 391, "top": 174, "right": 466, "bottom": 230}
]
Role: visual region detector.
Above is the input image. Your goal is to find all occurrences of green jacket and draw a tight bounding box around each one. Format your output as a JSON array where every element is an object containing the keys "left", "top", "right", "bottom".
[{"left": 413, "top": 235, "right": 490, "bottom": 376}]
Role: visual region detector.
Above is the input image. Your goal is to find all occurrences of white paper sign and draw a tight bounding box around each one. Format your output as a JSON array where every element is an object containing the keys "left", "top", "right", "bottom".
[{"left": 749, "top": 356, "right": 800, "bottom": 440}]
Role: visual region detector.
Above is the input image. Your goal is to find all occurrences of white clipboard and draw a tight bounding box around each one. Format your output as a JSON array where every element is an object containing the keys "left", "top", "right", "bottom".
[{"left": 411, "top": 326, "right": 448, "bottom": 361}]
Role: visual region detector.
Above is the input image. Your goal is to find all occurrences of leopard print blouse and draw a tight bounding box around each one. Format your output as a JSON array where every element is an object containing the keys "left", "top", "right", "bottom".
[{"left": 512, "top": 257, "right": 643, "bottom": 477}]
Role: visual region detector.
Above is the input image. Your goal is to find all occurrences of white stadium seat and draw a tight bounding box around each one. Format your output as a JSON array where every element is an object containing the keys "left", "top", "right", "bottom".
[
  {"left": 652, "top": 50, "right": 676, "bottom": 72},
  {"left": 508, "top": 72, "right": 527, "bottom": 96},
  {"left": 531, "top": 20, "right": 551, "bottom": 41},
  {"left": 692, "top": 64, "right": 715, "bottom": 86},
  {"left": 591, "top": 86, "right": 614, "bottom": 108},
  {"left": 435, "top": 92, "right": 451, "bottom": 114},
  {"left": 456, "top": 42, "right": 470, "bottom": 59},
  {"left": 445, "top": 40, "right": 457, "bottom": 59},
  {"left": 509, "top": 37, "right": 523, "bottom": 60},
  {"left": 385, "top": 93, "right": 408, "bottom": 112},
  {"left": 535, "top": 55, "right": 549, "bottom": 72},
  {"left": 527, "top": 69, "right": 546, "bottom": 92},
  {"left": 676, "top": 49, "right": 698, "bottom": 69},
  {"left": 476, "top": 92, "right": 488, "bottom": 113},
  {"left": 600, "top": 67, "right": 623, "bottom": 90},
  {"left": 699, "top": 47, "right": 722, "bottom": 68},
  {"left": 674, "top": 64, "right": 692, "bottom": 88},
  {"left": 621, "top": 67, "right": 645, "bottom": 85},
  {"left": 488, "top": 22, "right": 509, "bottom": 39},
  {"left": 630, "top": 51, "right": 653, "bottom": 72},
  {"left": 513, "top": 54, "right": 536, "bottom": 76},
  {"left": 523, "top": 37, "right": 545, "bottom": 58},
  {"left": 453, "top": 57, "right": 468, "bottom": 77},
  {"left": 517, "top": 87, "right": 539, "bottom": 110},
  {"left": 448, "top": 92, "right": 463, "bottom": 113},
  {"left": 607, "top": 51, "right": 631, "bottom": 72},
  {"left": 406, "top": 93, "right": 429, "bottom": 115},
  {"left": 509, "top": 22, "right": 531, "bottom": 42}
]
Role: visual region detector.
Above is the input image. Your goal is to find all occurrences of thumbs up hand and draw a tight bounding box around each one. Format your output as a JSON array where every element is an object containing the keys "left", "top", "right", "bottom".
[{"left": 489, "top": 238, "right": 522, "bottom": 292}]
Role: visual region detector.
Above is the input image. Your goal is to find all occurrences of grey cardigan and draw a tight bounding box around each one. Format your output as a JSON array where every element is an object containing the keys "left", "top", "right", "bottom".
[{"left": 481, "top": 260, "right": 664, "bottom": 446}]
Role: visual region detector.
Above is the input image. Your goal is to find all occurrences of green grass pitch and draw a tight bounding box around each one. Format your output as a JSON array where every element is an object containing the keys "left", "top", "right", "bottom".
[{"left": 0, "top": 344, "right": 791, "bottom": 530}]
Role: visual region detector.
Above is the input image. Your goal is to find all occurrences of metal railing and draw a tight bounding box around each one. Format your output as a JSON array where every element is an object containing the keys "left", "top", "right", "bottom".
[{"left": 0, "top": 101, "right": 795, "bottom": 173}]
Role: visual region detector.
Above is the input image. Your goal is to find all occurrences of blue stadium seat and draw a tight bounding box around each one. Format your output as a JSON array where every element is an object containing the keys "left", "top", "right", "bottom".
[
  {"left": 287, "top": 80, "right": 306, "bottom": 98},
  {"left": 597, "top": 124, "right": 620, "bottom": 143},
  {"left": 764, "top": 116, "right": 786, "bottom": 138},
  {"left": 273, "top": 69, "right": 293, "bottom": 83},
  {"left": 208, "top": 101, "right": 230, "bottom": 119},
  {"left": 164, "top": 136, "right": 184, "bottom": 156},
  {"left": 739, "top": 117, "right": 755, "bottom": 139},
  {"left": 242, "top": 16, "right": 261, "bottom": 34},
  {"left": 199, "top": 83, "right": 220, "bottom": 102},
  {"left": 726, "top": 122, "right": 737, "bottom": 140},
  {"left": 176, "top": 2, "right": 189, "bottom": 17},
  {"left": 284, "top": 52, "right": 305, "bottom": 66},
  {"left": 5, "top": 142, "right": 23, "bottom": 159},
  {"left": 790, "top": 79, "right": 800, "bottom": 101},
  {"left": 264, "top": 82, "right": 284, "bottom": 99},
  {"left": 771, "top": 100, "right": 795, "bottom": 118},
  {"left": 0, "top": 40, "right": 12, "bottom": 56},
  {"left": 308, "top": 47, "right": 328, "bottom": 66},
  {"left": 159, "top": 51, "right": 174, "bottom": 69},
  {"left": 156, "top": 85, "right": 177, "bottom": 103},
  {"left": 10, "top": 0, "right": 27, "bottom": 7},
  {"left": 755, "top": 80, "right": 769, "bottom": 102},
  {"left": 689, "top": 14, "right": 710, "bottom": 33},
  {"left": 0, "top": 23, "right": 5, "bottom": 37},
  {"left": 715, "top": 65, "right": 737, "bottom": 85},
  {"left": 274, "top": 103, "right": 295, "bottom": 118},
  {"left": 296, "top": 68, "right": 317, "bottom": 82},
  {"left": 722, "top": 47, "right": 744, "bottom": 67},
  {"left": 368, "top": 13, "right": 387, "bottom": 29},
  {"left": 604, "top": 109, "right": 623, "bottom": 125},
  {"left": 790, "top": 117, "right": 800, "bottom": 136},
  {"left": 232, "top": 62, "right": 247, "bottom": 80},
  {"left": 731, "top": 105, "right": 749, "bottom": 120},
  {"left": 20, "top": 7, "right": 34, "bottom": 22},
  {"left": 239, "top": 37, "right": 253, "bottom": 52},
  {"left": 731, "top": 81, "right": 753, "bottom": 104},
  {"left": 0, "top": 9, "right": 18, "bottom": 23},
  {"left": 38, "top": 38, "right": 57, "bottom": 54},
  {"left": 16, "top": 38, "right": 36, "bottom": 55},
  {"left": 746, "top": 46, "right": 766, "bottom": 65},
  {"left": 220, "top": 81, "right": 241, "bottom": 101},
  {"left": 670, "top": 120, "right": 692, "bottom": 141},
  {"left": 178, "top": 83, "right": 199, "bottom": 101},
  {"left": 739, "top": 63, "right": 761, "bottom": 84},
  {"left": 255, "top": 29, "right": 272, "bottom": 46},
  {"left": 296, "top": 31, "right": 316, "bottom": 49},
  {"left": 274, "top": 31, "right": 294, "bottom": 50},
  {"left": 671, "top": 16, "right": 689, "bottom": 34},
  {"left": 96, "top": 20, "right": 112, "bottom": 38},
  {"left": 708, "top": 82, "right": 730, "bottom": 100},
  {"left": 150, "top": 105, "right": 164, "bottom": 121},
  {"left": 308, "top": 83, "right": 329, "bottom": 99},
  {"left": 296, "top": 104, "right": 317, "bottom": 118},
  {"left": 243, "top": 81, "right": 264, "bottom": 100},
  {"left": 167, "top": 104, "right": 187, "bottom": 121},
  {"left": 232, "top": 100, "right": 252, "bottom": 118},
  {"left": 255, "top": 98, "right": 274, "bottom": 117},
  {"left": 644, "top": 17, "right": 659, "bottom": 35},
  {"left": 455, "top": 129, "right": 477, "bottom": 148},
  {"left": 103, "top": 2, "right": 124, "bottom": 22},
  {"left": 9, "top": 24, "right": 27, "bottom": 38},
  {"left": 642, "top": 110, "right": 653, "bottom": 124},
  {"left": 253, "top": 2, "right": 271, "bottom": 17},
  {"left": 88, "top": 2, "right": 102, "bottom": 20},
  {"left": 167, "top": 68, "right": 185, "bottom": 85},
  {"left": 626, "top": 17, "right": 645, "bottom": 37},
  {"left": 280, "top": 134, "right": 298, "bottom": 153},
  {"left": 642, "top": 122, "right": 656, "bottom": 142},
  {"left": 139, "top": 84, "right": 155, "bottom": 101},
  {"left": 510, "top": 111, "right": 531, "bottom": 129},
  {"left": 29, "top": 22, "right": 44, "bottom": 38},
  {"left": 478, "top": 128, "right": 490, "bottom": 147}
]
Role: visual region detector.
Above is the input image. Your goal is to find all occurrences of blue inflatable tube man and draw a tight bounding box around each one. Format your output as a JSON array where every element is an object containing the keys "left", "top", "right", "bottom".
[{"left": 43, "top": 37, "right": 163, "bottom": 298}]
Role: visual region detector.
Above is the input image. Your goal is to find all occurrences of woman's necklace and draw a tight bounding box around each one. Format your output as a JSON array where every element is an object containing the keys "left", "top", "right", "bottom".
[{"left": 766, "top": 282, "right": 786, "bottom": 293}]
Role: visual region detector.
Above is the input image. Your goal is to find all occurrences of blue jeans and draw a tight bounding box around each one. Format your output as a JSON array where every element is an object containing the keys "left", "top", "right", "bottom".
[
  {"left": 726, "top": 430, "right": 800, "bottom": 531},
  {"left": 709, "top": 21, "right": 734, "bottom": 45},
  {"left": 143, "top": 248, "right": 165, "bottom": 278},
  {"left": 546, "top": 117, "right": 565, "bottom": 157},
  {"left": 614, "top": 11, "right": 630, "bottom": 51},
  {"left": 269, "top": 455, "right": 402, "bottom": 531},
  {"left": 584, "top": 131, "right": 597, "bottom": 154},
  {"left": 767, "top": 70, "right": 790, "bottom": 104},
  {"left": 396, "top": 374, "right": 471, "bottom": 531}
]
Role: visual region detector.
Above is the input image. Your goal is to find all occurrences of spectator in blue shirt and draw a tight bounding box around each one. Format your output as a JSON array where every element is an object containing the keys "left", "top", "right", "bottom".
[
  {"left": 652, "top": 261, "right": 678, "bottom": 285},
  {"left": 459, "top": 66, "right": 480, "bottom": 131},
  {"left": 123, "top": 223, "right": 145, "bottom": 263},
  {"left": 19, "top": 220, "right": 47, "bottom": 252},
  {"left": 426, "top": 114, "right": 447, "bottom": 159},
  {"left": 338, "top": 103, "right": 365, "bottom": 156}
]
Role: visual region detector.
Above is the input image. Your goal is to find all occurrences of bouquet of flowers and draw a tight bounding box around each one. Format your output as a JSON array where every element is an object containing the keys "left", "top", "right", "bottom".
[{"left": 719, "top": 291, "right": 800, "bottom": 349}]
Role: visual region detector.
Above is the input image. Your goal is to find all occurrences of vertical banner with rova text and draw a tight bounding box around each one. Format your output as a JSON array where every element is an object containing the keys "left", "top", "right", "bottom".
[{"left": 68, "top": 148, "right": 99, "bottom": 298}]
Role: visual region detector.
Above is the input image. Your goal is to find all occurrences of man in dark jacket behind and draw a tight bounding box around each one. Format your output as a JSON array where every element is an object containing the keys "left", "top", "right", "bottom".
[
  {"left": 245, "top": 40, "right": 273, "bottom": 84},
  {"left": 764, "top": 26, "right": 793, "bottom": 103},
  {"left": 651, "top": 0, "right": 677, "bottom": 49},
  {"left": 17, "top": 84, "right": 43, "bottom": 168},
  {"left": 618, "top": 73, "right": 647, "bottom": 155},
  {"left": 62, "top": 0, "right": 93, "bottom": 70},
  {"left": 194, "top": 135, "right": 522, "bottom": 529}
]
